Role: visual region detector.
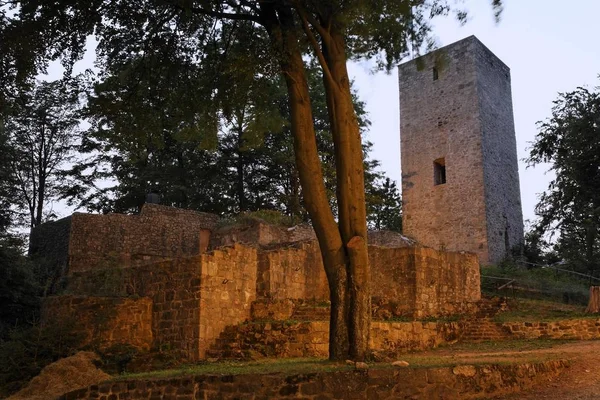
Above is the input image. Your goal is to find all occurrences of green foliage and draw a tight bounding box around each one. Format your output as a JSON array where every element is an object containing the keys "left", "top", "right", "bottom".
[
  {"left": 481, "top": 263, "right": 590, "bottom": 305},
  {"left": 366, "top": 177, "right": 402, "bottom": 232},
  {"left": 492, "top": 298, "right": 588, "bottom": 323},
  {"left": 0, "top": 319, "right": 86, "bottom": 397},
  {"left": 220, "top": 210, "right": 299, "bottom": 228},
  {"left": 0, "top": 235, "right": 39, "bottom": 340},
  {"left": 528, "top": 83, "right": 600, "bottom": 275}
]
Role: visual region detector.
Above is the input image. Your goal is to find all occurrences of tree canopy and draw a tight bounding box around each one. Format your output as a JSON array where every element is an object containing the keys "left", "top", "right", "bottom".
[
  {"left": 528, "top": 82, "right": 600, "bottom": 274},
  {"left": 1, "top": 0, "right": 502, "bottom": 360}
]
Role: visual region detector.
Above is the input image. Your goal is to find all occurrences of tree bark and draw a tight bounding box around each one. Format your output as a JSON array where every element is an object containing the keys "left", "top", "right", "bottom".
[
  {"left": 586, "top": 286, "right": 600, "bottom": 313},
  {"left": 320, "top": 28, "right": 371, "bottom": 361},
  {"left": 259, "top": 3, "right": 351, "bottom": 360}
]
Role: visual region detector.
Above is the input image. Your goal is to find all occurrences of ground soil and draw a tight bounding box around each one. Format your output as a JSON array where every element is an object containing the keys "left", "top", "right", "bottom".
[
  {"left": 417, "top": 340, "right": 600, "bottom": 399},
  {"left": 493, "top": 340, "right": 600, "bottom": 400},
  {"left": 6, "top": 351, "right": 111, "bottom": 400}
]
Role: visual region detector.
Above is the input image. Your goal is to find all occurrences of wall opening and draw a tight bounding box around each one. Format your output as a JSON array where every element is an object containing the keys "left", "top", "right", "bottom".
[
  {"left": 433, "top": 67, "right": 439, "bottom": 81},
  {"left": 434, "top": 158, "right": 446, "bottom": 185}
]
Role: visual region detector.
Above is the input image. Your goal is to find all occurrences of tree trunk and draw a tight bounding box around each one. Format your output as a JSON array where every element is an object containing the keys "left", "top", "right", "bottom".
[
  {"left": 321, "top": 29, "right": 371, "bottom": 361},
  {"left": 586, "top": 286, "right": 600, "bottom": 313},
  {"left": 259, "top": 3, "right": 351, "bottom": 360}
]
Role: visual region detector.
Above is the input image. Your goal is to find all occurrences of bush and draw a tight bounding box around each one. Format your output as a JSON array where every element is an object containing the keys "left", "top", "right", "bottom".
[
  {"left": 0, "top": 236, "right": 40, "bottom": 340},
  {"left": 0, "top": 319, "right": 86, "bottom": 397}
]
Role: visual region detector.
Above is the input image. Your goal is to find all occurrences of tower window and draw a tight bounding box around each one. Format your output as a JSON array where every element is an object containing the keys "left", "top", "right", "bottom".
[
  {"left": 434, "top": 158, "right": 446, "bottom": 185},
  {"left": 433, "top": 67, "right": 439, "bottom": 81}
]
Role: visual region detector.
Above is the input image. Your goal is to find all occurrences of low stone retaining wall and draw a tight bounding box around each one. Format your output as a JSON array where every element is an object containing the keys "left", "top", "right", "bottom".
[
  {"left": 207, "top": 320, "right": 463, "bottom": 359},
  {"left": 61, "top": 359, "right": 569, "bottom": 400},
  {"left": 371, "top": 321, "right": 462, "bottom": 353},
  {"left": 503, "top": 318, "right": 600, "bottom": 340}
]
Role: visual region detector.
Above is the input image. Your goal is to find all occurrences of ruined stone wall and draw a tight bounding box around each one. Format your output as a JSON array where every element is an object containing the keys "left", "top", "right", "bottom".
[
  {"left": 54, "top": 256, "right": 204, "bottom": 359},
  {"left": 257, "top": 241, "right": 329, "bottom": 301},
  {"left": 399, "top": 36, "right": 524, "bottom": 264},
  {"left": 475, "top": 41, "right": 525, "bottom": 262},
  {"left": 67, "top": 204, "right": 217, "bottom": 274},
  {"left": 370, "top": 246, "right": 480, "bottom": 318},
  {"left": 207, "top": 320, "right": 460, "bottom": 359},
  {"left": 210, "top": 220, "right": 315, "bottom": 249},
  {"left": 198, "top": 245, "right": 258, "bottom": 358},
  {"left": 253, "top": 240, "right": 479, "bottom": 317},
  {"left": 28, "top": 216, "right": 72, "bottom": 293},
  {"left": 41, "top": 295, "right": 153, "bottom": 350},
  {"left": 62, "top": 246, "right": 257, "bottom": 361}
]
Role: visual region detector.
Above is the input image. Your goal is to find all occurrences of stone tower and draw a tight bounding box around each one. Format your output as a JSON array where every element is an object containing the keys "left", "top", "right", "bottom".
[{"left": 398, "top": 36, "right": 524, "bottom": 264}]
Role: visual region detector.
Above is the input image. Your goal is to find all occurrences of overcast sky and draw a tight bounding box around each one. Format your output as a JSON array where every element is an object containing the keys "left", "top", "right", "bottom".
[
  {"left": 46, "top": 1, "right": 600, "bottom": 225},
  {"left": 349, "top": 0, "right": 600, "bottom": 225}
]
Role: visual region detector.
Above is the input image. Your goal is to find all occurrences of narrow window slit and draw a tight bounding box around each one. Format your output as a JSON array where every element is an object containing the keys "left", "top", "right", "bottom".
[{"left": 434, "top": 158, "right": 446, "bottom": 185}]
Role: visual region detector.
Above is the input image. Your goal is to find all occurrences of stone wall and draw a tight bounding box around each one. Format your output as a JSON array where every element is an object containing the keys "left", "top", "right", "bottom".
[
  {"left": 475, "top": 39, "right": 525, "bottom": 261},
  {"left": 257, "top": 241, "right": 329, "bottom": 301},
  {"left": 256, "top": 243, "right": 480, "bottom": 318},
  {"left": 399, "top": 36, "right": 524, "bottom": 264},
  {"left": 504, "top": 318, "right": 600, "bottom": 340},
  {"left": 210, "top": 219, "right": 316, "bottom": 249},
  {"left": 198, "top": 245, "right": 258, "bottom": 358},
  {"left": 62, "top": 360, "right": 569, "bottom": 400},
  {"left": 29, "top": 204, "right": 218, "bottom": 277},
  {"left": 207, "top": 320, "right": 463, "bottom": 359},
  {"left": 370, "top": 246, "right": 481, "bottom": 318},
  {"left": 68, "top": 204, "right": 217, "bottom": 274},
  {"left": 41, "top": 296, "right": 153, "bottom": 350},
  {"left": 50, "top": 245, "right": 258, "bottom": 361}
]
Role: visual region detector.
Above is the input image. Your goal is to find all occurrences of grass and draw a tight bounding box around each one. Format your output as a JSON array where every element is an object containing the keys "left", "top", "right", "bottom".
[
  {"left": 110, "top": 338, "right": 570, "bottom": 382},
  {"left": 114, "top": 358, "right": 350, "bottom": 381},
  {"left": 481, "top": 264, "right": 590, "bottom": 305},
  {"left": 493, "top": 298, "right": 591, "bottom": 323},
  {"left": 439, "top": 339, "right": 569, "bottom": 353}
]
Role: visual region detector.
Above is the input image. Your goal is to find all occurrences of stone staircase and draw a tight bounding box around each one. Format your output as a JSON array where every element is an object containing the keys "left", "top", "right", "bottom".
[
  {"left": 460, "top": 318, "right": 511, "bottom": 342},
  {"left": 206, "top": 299, "right": 331, "bottom": 360},
  {"left": 291, "top": 303, "right": 330, "bottom": 321},
  {"left": 460, "top": 296, "right": 511, "bottom": 342},
  {"left": 474, "top": 296, "right": 509, "bottom": 318},
  {"left": 206, "top": 296, "right": 512, "bottom": 359}
]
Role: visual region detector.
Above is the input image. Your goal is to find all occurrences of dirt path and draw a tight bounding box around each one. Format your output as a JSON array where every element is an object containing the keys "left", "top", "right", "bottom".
[
  {"left": 491, "top": 341, "right": 600, "bottom": 400},
  {"left": 419, "top": 340, "right": 600, "bottom": 399},
  {"left": 398, "top": 340, "right": 600, "bottom": 400}
]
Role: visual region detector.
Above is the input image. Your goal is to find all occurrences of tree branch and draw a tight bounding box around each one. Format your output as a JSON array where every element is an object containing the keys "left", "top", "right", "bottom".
[
  {"left": 161, "top": 0, "right": 261, "bottom": 23},
  {"left": 295, "top": 5, "right": 335, "bottom": 89}
]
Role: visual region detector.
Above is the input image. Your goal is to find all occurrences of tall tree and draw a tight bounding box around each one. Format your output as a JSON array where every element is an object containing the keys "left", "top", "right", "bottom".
[
  {"left": 4, "top": 78, "right": 83, "bottom": 228},
  {"left": 367, "top": 177, "right": 402, "bottom": 232},
  {"left": 528, "top": 83, "right": 600, "bottom": 275},
  {"left": 3, "top": 0, "right": 501, "bottom": 360}
]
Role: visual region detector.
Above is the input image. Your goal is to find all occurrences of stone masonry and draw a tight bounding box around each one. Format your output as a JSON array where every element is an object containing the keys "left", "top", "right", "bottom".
[
  {"left": 36, "top": 205, "right": 481, "bottom": 361},
  {"left": 399, "top": 36, "right": 524, "bottom": 264},
  {"left": 30, "top": 203, "right": 218, "bottom": 280}
]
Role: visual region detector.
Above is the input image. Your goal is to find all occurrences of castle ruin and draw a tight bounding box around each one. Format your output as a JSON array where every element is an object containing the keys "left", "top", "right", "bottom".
[
  {"left": 26, "top": 36, "right": 529, "bottom": 362},
  {"left": 32, "top": 204, "right": 480, "bottom": 361},
  {"left": 399, "top": 36, "right": 524, "bottom": 264}
]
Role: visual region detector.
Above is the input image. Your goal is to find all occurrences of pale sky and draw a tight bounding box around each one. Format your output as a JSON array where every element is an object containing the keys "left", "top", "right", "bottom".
[
  {"left": 349, "top": 0, "right": 600, "bottom": 225},
  {"left": 46, "top": 0, "right": 600, "bottom": 225}
]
